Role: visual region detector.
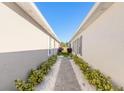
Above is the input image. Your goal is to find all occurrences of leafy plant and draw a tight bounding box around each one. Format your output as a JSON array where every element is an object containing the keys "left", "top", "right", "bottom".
[
  {"left": 72, "top": 55, "right": 122, "bottom": 91},
  {"left": 15, "top": 79, "right": 34, "bottom": 91}
]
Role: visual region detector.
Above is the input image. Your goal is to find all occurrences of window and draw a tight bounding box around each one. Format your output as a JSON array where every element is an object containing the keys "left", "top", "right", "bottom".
[
  {"left": 48, "top": 36, "right": 52, "bottom": 56},
  {"left": 54, "top": 40, "right": 56, "bottom": 54},
  {"left": 72, "top": 41, "right": 74, "bottom": 52},
  {"left": 75, "top": 39, "right": 80, "bottom": 54},
  {"left": 79, "top": 35, "right": 82, "bottom": 56},
  {"left": 77, "top": 38, "right": 80, "bottom": 54},
  {"left": 69, "top": 43, "right": 71, "bottom": 48},
  {"left": 74, "top": 40, "right": 76, "bottom": 53}
]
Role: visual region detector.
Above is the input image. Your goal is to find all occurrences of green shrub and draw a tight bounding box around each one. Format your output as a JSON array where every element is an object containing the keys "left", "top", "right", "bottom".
[
  {"left": 15, "top": 55, "right": 57, "bottom": 91},
  {"left": 15, "top": 79, "right": 34, "bottom": 91},
  {"left": 27, "top": 69, "right": 45, "bottom": 86},
  {"left": 57, "top": 51, "right": 70, "bottom": 57}
]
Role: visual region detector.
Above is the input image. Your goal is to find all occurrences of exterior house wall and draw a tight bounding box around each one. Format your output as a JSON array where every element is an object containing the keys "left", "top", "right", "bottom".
[
  {"left": 71, "top": 33, "right": 83, "bottom": 56},
  {"left": 0, "top": 3, "right": 59, "bottom": 90},
  {"left": 56, "top": 41, "right": 59, "bottom": 48},
  {"left": 48, "top": 36, "right": 59, "bottom": 56},
  {"left": 51, "top": 37, "right": 55, "bottom": 54},
  {"left": 70, "top": 3, "right": 124, "bottom": 87},
  {"left": 53, "top": 39, "right": 57, "bottom": 54},
  {"left": 55, "top": 40, "right": 59, "bottom": 53}
]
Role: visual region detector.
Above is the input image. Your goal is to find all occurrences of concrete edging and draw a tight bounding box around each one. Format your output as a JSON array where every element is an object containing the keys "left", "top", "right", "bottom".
[
  {"left": 70, "top": 59, "right": 96, "bottom": 91},
  {"left": 35, "top": 56, "right": 62, "bottom": 91}
]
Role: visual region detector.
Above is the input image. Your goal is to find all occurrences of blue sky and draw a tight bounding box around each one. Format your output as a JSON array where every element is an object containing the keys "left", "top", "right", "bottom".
[{"left": 35, "top": 2, "right": 95, "bottom": 42}]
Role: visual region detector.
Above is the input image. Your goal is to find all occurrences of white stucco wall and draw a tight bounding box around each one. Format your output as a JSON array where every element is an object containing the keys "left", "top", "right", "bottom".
[
  {"left": 51, "top": 37, "right": 55, "bottom": 54},
  {"left": 55, "top": 40, "right": 60, "bottom": 53},
  {"left": 55, "top": 40, "right": 59, "bottom": 48},
  {"left": 72, "top": 3, "right": 124, "bottom": 87},
  {"left": 0, "top": 3, "right": 49, "bottom": 52},
  {"left": 0, "top": 3, "right": 58, "bottom": 90},
  {"left": 71, "top": 33, "right": 83, "bottom": 55}
]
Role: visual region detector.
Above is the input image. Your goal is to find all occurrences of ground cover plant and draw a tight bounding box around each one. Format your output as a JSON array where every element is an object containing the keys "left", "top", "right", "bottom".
[
  {"left": 72, "top": 55, "right": 123, "bottom": 91},
  {"left": 15, "top": 55, "right": 57, "bottom": 91}
]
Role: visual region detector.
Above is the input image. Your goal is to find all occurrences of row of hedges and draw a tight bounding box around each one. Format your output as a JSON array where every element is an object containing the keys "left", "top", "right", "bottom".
[
  {"left": 58, "top": 52, "right": 69, "bottom": 57},
  {"left": 15, "top": 55, "right": 57, "bottom": 91},
  {"left": 72, "top": 55, "right": 123, "bottom": 91},
  {"left": 58, "top": 51, "right": 73, "bottom": 58}
]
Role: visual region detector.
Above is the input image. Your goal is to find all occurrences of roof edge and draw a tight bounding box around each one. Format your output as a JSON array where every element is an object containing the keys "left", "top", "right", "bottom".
[
  {"left": 16, "top": 2, "right": 60, "bottom": 43},
  {"left": 69, "top": 2, "right": 113, "bottom": 43}
]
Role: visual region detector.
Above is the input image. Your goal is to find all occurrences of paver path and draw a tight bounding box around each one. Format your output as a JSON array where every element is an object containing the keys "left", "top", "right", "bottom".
[{"left": 54, "top": 57, "right": 81, "bottom": 91}]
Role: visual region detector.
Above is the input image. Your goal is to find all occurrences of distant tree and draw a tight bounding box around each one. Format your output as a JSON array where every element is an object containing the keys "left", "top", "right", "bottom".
[
  {"left": 60, "top": 42, "right": 67, "bottom": 47},
  {"left": 66, "top": 43, "right": 69, "bottom": 47}
]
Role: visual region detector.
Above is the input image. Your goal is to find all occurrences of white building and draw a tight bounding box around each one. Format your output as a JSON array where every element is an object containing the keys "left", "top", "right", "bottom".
[
  {"left": 0, "top": 2, "right": 60, "bottom": 90},
  {"left": 69, "top": 2, "right": 124, "bottom": 88}
]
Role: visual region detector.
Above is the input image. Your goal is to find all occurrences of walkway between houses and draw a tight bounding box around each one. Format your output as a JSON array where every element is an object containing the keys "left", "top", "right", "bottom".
[
  {"left": 54, "top": 57, "right": 81, "bottom": 91},
  {"left": 36, "top": 56, "right": 94, "bottom": 91}
]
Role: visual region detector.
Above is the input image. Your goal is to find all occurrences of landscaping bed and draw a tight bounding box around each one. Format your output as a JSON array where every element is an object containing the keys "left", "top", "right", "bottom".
[
  {"left": 72, "top": 55, "right": 123, "bottom": 91},
  {"left": 15, "top": 55, "right": 57, "bottom": 91}
]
